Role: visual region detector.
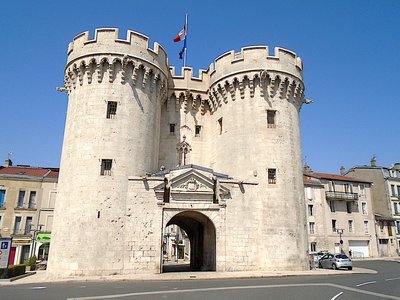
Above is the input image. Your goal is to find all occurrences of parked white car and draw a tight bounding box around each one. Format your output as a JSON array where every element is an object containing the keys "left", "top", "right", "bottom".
[{"left": 318, "top": 253, "right": 352, "bottom": 270}]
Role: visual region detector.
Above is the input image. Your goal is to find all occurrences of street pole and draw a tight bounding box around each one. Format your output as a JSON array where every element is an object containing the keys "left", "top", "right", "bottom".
[{"left": 337, "top": 229, "right": 344, "bottom": 253}]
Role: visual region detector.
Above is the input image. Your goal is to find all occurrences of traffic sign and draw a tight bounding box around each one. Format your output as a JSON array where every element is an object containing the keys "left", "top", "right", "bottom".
[{"left": 0, "top": 238, "right": 12, "bottom": 269}]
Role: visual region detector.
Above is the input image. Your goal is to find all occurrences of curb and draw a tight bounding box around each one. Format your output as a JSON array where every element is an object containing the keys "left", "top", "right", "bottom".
[
  {"left": 0, "top": 268, "right": 376, "bottom": 285},
  {"left": 0, "top": 271, "right": 37, "bottom": 282}
]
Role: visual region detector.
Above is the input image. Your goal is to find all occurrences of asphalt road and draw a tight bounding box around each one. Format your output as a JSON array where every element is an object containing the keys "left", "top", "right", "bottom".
[{"left": 1, "top": 260, "right": 399, "bottom": 300}]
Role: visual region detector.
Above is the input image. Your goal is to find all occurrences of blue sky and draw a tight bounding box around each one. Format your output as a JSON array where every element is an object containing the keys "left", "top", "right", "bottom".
[{"left": 1, "top": 0, "right": 399, "bottom": 174}]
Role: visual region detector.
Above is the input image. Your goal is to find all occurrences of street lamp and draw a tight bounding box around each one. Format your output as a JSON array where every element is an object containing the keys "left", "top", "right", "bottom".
[
  {"left": 30, "top": 224, "right": 44, "bottom": 258},
  {"left": 336, "top": 228, "right": 344, "bottom": 253}
]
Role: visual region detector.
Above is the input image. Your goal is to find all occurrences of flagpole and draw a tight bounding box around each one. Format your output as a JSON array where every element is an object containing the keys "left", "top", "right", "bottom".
[{"left": 183, "top": 13, "right": 188, "bottom": 67}]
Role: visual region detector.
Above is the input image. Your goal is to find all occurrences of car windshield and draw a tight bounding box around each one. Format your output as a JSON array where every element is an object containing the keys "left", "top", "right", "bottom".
[{"left": 335, "top": 254, "right": 349, "bottom": 259}]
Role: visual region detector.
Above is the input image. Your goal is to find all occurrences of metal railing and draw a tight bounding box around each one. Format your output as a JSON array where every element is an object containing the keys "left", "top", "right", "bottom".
[
  {"left": 11, "top": 229, "right": 32, "bottom": 236},
  {"left": 325, "top": 191, "right": 358, "bottom": 201}
]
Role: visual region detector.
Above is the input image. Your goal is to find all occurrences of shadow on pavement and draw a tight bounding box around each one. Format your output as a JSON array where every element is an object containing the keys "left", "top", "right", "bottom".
[{"left": 162, "top": 263, "right": 191, "bottom": 273}]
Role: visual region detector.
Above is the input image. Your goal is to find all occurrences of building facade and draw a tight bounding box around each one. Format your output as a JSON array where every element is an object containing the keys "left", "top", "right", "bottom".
[
  {"left": 345, "top": 158, "right": 400, "bottom": 256},
  {"left": 0, "top": 160, "right": 58, "bottom": 265},
  {"left": 47, "top": 28, "right": 310, "bottom": 277},
  {"left": 304, "top": 167, "right": 378, "bottom": 258}
]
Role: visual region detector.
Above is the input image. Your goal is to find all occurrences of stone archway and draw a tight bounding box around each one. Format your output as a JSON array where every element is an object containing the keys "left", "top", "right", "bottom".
[{"left": 165, "top": 211, "right": 216, "bottom": 271}]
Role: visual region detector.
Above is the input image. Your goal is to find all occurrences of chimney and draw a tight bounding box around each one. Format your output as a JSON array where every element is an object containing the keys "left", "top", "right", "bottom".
[
  {"left": 370, "top": 155, "right": 377, "bottom": 167},
  {"left": 4, "top": 159, "right": 12, "bottom": 167},
  {"left": 340, "top": 166, "right": 345, "bottom": 175}
]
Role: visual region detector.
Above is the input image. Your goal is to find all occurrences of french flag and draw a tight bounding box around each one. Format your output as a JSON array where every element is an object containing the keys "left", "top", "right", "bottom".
[{"left": 173, "top": 26, "right": 186, "bottom": 42}]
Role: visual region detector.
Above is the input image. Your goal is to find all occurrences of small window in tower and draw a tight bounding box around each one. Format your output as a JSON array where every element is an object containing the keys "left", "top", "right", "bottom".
[
  {"left": 106, "top": 101, "right": 117, "bottom": 119},
  {"left": 100, "top": 159, "right": 112, "bottom": 176},
  {"left": 169, "top": 123, "right": 176, "bottom": 134},
  {"left": 195, "top": 125, "right": 202, "bottom": 137},
  {"left": 218, "top": 118, "right": 223, "bottom": 134},
  {"left": 267, "top": 110, "right": 276, "bottom": 128},
  {"left": 267, "top": 168, "right": 276, "bottom": 184}
]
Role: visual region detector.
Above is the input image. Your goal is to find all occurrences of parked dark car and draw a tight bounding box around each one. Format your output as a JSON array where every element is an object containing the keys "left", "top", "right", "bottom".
[{"left": 319, "top": 253, "right": 352, "bottom": 270}]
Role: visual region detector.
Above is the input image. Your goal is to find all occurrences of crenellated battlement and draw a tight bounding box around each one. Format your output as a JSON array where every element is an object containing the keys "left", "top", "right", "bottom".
[
  {"left": 67, "top": 28, "right": 169, "bottom": 75},
  {"left": 169, "top": 66, "right": 209, "bottom": 93},
  {"left": 209, "top": 46, "right": 303, "bottom": 85},
  {"left": 167, "top": 67, "right": 211, "bottom": 115},
  {"left": 62, "top": 28, "right": 306, "bottom": 112}
]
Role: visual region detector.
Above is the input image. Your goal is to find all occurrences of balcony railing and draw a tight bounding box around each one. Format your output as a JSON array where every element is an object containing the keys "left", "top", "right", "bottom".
[
  {"left": 11, "top": 229, "right": 32, "bottom": 236},
  {"left": 325, "top": 191, "right": 358, "bottom": 201}
]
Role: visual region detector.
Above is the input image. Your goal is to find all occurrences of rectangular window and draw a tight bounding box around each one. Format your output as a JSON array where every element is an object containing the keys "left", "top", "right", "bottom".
[
  {"left": 13, "top": 216, "right": 22, "bottom": 234},
  {"left": 106, "top": 101, "right": 117, "bottom": 119},
  {"left": 394, "top": 202, "right": 400, "bottom": 215},
  {"left": 308, "top": 204, "right": 314, "bottom": 216},
  {"left": 17, "top": 191, "right": 25, "bottom": 208},
  {"left": 267, "top": 110, "right": 276, "bottom": 128},
  {"left": 0, "top": 215, "right": 2, "bottom": 227},
  {"left": 397, "top": 186, "right": 400, "bottom": 197},
  {"left": 348, "top": 220, "right": 353, "bottom": 233},
  {"left": 218, "top": 118, "right": 223, "bottom": 134},
  {"left": 344, "top": 184, "right": 350, "bottom": 193},
  {"left": 268, "top": 169, "right": 276, "bottom": 184},
  {"left": 195, "top": 125, "right": 202, "bottom": 137},
  {"left": 28, "top": 191, "right": 36, "bottom": 209},
  {"left": 24, "top": 216, "right": 33, "bottom": 234},
  {"left": 0, "top": 190, "right": 5, "bottom": 208},
  {"left": 306, "top": 187, "right": 313, "bottom": 200},
  {"left": 346, "top": 202, "right": 352, "bottom": 213},
  {"left": 391, "top": 185, "right": 396, "bottom": 196},
  {"left": 309, "top": 222, "right": 315, "bottom": 234},
  {"left": 329, "top": 200, "right": 336, "bottom": 212},
  {"left": 380, "top": 221, "right": 384, "bottom": 232},
  {"left": 332, "top": 219, "right": 337, "bottom": 232},
  {"left": 310, "top": 242, "right": 317, "bottom": 252},
  {"left": 100, "top": 159, "right": 112, "bottom": 176},
  {"left": 362, "top": 202, "right": 367, "bottom": 214},
  {"left": 396, "top": 221, "right": 400, "bottom": 234},
  {"left": 169, "top": 123, "right": 175, "bottom": 134},
  {"left": 364, "top": 221, "right": 369, "bottom": 233},
  {"left": 359, "top": 184, "right": 365, "bottom": 195}
]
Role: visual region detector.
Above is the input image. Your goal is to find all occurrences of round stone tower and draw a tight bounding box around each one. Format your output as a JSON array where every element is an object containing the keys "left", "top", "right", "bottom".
[
  {"left": 205, "top": 46, "right": 308, "bottom": 270},
  {"left": 47, "top": 29, "right": 168, "bottom": 277}
]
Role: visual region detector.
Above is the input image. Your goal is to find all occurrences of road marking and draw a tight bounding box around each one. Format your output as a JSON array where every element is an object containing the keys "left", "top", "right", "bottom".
[
  {"left": 356, "top": 281, "right": 376, "bottom": 287},
  {"left": 331, "top": 291, "right": 343, "bottom": 300},
  {"left": 386, "top": 277, "right": 400, "bottom": 281},
  {"left": 29, "top": 286, "right": 47, "bottom": 290},
  {"left": 66, "top": 283, "right": 400, "bottom": 300}
]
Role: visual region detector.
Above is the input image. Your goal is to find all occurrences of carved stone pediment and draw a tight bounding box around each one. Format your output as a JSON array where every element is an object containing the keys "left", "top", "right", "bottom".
[{"left": 154, "top": 168, "right": 231, "bottom": 204}]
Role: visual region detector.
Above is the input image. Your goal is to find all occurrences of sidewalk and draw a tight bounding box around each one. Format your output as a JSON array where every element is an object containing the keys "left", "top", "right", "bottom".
[{"left": 0, "top": 266, "right": 377, "bottom": 286}]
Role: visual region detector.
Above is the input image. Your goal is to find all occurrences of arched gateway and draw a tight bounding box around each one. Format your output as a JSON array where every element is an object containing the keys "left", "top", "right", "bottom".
[{"left": 166, "top": 211, "right": 216, "bottom": 271}]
